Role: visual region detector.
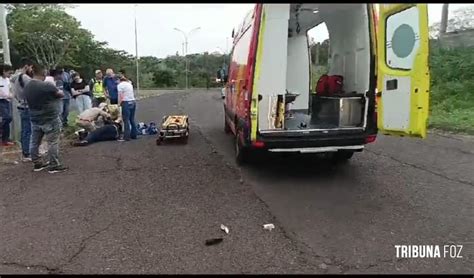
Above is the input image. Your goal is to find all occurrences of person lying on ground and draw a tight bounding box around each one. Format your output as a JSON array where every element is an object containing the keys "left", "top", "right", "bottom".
[
  {"left": 75, "top": 103, "right": 111, "bottom": 132},
  {"left": 72, "top": 121, "right": 122, "bottom": 147}
]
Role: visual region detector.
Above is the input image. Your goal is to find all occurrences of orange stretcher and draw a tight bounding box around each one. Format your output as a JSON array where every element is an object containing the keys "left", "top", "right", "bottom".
[{"left": 156, "top": 115, "right": 189, "bottom": 145}]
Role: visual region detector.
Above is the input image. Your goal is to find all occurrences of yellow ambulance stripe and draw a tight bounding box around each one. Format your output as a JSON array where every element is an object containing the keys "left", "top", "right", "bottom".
[{"left": 250, "top": 7, "right": 266, "bottom": 142}]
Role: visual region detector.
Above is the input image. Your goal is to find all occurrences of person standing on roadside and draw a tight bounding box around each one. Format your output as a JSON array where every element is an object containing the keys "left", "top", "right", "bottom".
[
  {"left": 103, "top": 68, "right": 119, "bottom": 105},
  {"left": 71, "top": 72, "right": 92, "bottom": 114},
  {"left": 23, "top": 64, "right": 68, "bottom": 173},
  {"left": 0, "top": 64, "right": 15, "bottom": 147},
  {"left": 51, "top": 69, "right": 65, "bottom": 111},
  {"left": 59, "top": 66, "right": 72, "bottom": 127},
  {"left": 10, "top": 58, "right": 34, "bottom": 161},
  {"left": 117, "top": 71, "right": 137, "bottom": 141},
  {"left": 90, "top": 69, "right": 106, "bottom": 107}
]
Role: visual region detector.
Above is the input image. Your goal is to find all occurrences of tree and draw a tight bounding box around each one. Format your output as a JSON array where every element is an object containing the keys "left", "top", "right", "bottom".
[
  {"left": 310, "top": 39, "right": 329, "bottom": 66},
  {"left": 430, "top": 5, "right": 474, "bottom": 38},
  {"left": 153, "top": 69, "right": 176, "bottom": 87},
  {"left": 7, "top": 5, "right": 87, "bottom": 69}
]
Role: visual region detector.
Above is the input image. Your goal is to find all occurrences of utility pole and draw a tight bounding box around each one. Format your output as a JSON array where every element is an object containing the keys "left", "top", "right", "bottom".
[
  {"left": 134, "top": 4, "right": 140, "bottom": 98},
  {"left": 440, "top": 4, "right": 449, "bottom": 35},
  {"left": 0, "top": 4, "right": 11, "bottom": 65},
  {"left": 173, "top": 27, "right": 201, "bottom": 90},
  {"left": 0, "top": 4, "right": 18, "bottom": 146}
]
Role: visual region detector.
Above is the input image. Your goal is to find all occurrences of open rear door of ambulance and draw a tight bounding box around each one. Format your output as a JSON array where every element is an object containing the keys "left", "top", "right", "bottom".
[{"left": 377, "top": 4, "right": 430, "bottom": 138}]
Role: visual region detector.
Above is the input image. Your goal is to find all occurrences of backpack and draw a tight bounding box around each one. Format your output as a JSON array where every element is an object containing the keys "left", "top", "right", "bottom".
[
  {"left": 147, "top": 122, "right": 158, "bottom": 135},
  {"left": 315, "top": 74, "right": 344, "bottom": 96},
  {"left": 18, "top": 73, "right": 25, "bottom": 88}
]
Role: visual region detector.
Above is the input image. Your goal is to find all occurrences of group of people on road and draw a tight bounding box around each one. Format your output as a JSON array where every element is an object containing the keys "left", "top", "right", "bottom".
[{"left": 0, "top": 59, "right": 138, "bottom": 174}]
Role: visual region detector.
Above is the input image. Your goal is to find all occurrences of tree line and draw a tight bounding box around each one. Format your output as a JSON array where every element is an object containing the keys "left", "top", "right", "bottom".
[{"left": 2, "top": 4, "right": 229, "bottom": 89}]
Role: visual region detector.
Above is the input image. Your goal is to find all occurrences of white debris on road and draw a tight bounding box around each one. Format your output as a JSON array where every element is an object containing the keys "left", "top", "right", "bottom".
[
  {"left": 220, "top": 224, "right": 230, "bottom": 234},
  {"left": 263, "top": 223, "right": 275, "bottom": 231}
]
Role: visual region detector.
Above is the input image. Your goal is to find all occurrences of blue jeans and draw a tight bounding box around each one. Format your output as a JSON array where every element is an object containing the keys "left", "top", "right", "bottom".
[
  {"left": 0, "top": 100, "right": 12, "bottom": 143},
  {"left": 30, "top": 118, "right": 62, "bottom": 167},
  {"left": 61, "top": 99, "right": 70, "bottom": 126},
  {"left": 121, "top": 101, "right": 137, "bottom": 140},
  {"left": 76, "top": 95, "right": 92, "bottom": 114},
  {"left": 19, "top": 108, "right": 32, "bottom": 156},
  {"left": 85, "top": 124, "right": 119, "bottom": 144}
]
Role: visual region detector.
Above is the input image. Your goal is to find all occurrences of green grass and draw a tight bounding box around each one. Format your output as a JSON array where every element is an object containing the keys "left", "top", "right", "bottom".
[
  {"left": 62, "top": 111, "right": 79, "bottom": 140},
  {"left": 428, "top": 46, "right": 474, "bottom": 134}
]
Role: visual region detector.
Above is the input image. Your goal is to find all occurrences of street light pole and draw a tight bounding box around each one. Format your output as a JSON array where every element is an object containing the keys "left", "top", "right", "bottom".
[
  {"left": 134, "top": 4, "right": 140, "bottom": 97},
  {"left": 173, "top": 27, "right": 201, "bottom": 90},
  {"left": 216, "top": 47, "right": 226, "bottom": 67}
]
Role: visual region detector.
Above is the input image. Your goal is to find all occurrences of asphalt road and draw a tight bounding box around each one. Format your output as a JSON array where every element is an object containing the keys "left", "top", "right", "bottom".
[{"left": 0, "top": 90, "right": 472, "bottom": 274}]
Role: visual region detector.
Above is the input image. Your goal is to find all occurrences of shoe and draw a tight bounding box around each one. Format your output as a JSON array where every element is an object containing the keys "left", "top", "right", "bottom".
[
  {"left": 33, "top": 163, "right": 49, "bottom": 172},
  {"left": 22, "top": 156, "right": 32, "bottom": 162},
  {"left": 1, "top": 141, "right": 15, "bottom": 147},
  {"left": 73, "top": 140, "right": 89, "bottom": 147},
  {"left": 48, "top": 165, "right": 69, "bottom": 174}
]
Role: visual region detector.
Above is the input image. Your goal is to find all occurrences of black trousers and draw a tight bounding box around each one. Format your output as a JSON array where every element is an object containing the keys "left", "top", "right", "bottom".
[{"left": 85, "top": 124, "right": 119, "bottom": 144}]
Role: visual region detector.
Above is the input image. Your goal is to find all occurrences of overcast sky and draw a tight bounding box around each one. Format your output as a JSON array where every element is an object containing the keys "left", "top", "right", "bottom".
[{"left": 66, "top": 4, "right": 473, "bottom": 59}]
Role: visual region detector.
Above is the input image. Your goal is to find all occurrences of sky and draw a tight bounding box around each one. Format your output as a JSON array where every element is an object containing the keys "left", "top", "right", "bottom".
[{"left": 66, "top": 4, "right": 473, "bottom": 59}]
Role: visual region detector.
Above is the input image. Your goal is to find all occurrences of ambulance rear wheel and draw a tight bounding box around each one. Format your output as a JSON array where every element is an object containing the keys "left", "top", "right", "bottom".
[
  {"left": 156, "top": 137, "right": 164, "bottom": 145},
  {"left": 224, "top": 118, "right": 231, "bottom": 134},
  {"left": 235, "top": 130, "right": 250, "bottom": 165}
]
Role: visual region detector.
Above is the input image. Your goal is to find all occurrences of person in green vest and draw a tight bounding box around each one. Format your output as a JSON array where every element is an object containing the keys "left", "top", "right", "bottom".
[{"left": 89, "top": 69, "right": 106, "bottom": 107}]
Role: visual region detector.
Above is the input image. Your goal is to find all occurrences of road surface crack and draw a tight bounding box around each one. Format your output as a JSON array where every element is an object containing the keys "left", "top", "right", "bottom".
[
  {"left": 56, "top": 221, "right": 115, "bottom": 271},
  {"left": 366, "top": 149, "right": 473, "bottom": 186}
]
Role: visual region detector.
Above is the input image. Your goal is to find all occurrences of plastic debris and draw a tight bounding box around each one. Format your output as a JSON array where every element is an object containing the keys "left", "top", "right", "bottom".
[
  {"left": 220, "top": 224, "right": 229, "bottom": 234},
  {"left": 205, "top": 238, "right": 223, "bottom": 246},
  {"left": 263, "top": 223, "right": 275, "bottom": 231}
]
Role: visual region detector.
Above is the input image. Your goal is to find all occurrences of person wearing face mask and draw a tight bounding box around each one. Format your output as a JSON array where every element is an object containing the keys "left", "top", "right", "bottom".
[{"left": 71, "top": 72, "right": 92, "bottom": 114}]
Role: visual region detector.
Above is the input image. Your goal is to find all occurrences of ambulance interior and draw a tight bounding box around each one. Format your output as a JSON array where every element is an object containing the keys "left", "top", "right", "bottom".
[{"left": 257, "top": 4, "right": 372, "bottom": 132}]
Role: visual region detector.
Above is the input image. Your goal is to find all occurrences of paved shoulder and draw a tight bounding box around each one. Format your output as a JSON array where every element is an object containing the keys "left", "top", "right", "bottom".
[{"left": 0, "top": 92, "right": 318, "bottom": 274}]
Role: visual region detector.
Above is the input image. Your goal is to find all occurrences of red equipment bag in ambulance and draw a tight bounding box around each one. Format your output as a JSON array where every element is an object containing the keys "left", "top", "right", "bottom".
[{"left": 315, "top": 74, "right": 344, "bottom": 95}]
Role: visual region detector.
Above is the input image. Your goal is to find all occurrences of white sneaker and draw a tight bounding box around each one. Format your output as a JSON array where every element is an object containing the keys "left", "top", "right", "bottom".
[{"left": 22, "top": 156, "right": 32, "bottom": 162}]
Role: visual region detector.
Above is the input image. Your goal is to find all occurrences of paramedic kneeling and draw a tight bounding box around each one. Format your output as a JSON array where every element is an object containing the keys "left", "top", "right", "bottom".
[
  {"left": 75, "top": 103, "right": 111, "bottom": 132},
  {"left": 117, "top": 72, "right": 137, "bottom": 141}
]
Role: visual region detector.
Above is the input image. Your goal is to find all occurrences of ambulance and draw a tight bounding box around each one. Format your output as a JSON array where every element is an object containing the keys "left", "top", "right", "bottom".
[{"left": 223, "top": 4, "right": 430, "bottom": 164}]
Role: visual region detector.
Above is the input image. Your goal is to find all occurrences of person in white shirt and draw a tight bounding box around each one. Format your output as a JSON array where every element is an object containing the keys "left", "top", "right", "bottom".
[
  {"left": 0, "top": 64, "right": 15, "bottom": 146},
  {"left": 117, "top": 71, "right": 137, "bottom": 141}
]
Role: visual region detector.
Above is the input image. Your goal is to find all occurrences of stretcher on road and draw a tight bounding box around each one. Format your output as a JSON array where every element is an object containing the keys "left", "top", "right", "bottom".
[{"left": 156, "top": 115, "right": 189, "bottom": 145}]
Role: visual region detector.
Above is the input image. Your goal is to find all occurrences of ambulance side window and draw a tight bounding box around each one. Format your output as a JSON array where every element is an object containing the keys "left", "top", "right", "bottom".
[{"left": 385, "top": 6, "right": 420, "bottom": 70}]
